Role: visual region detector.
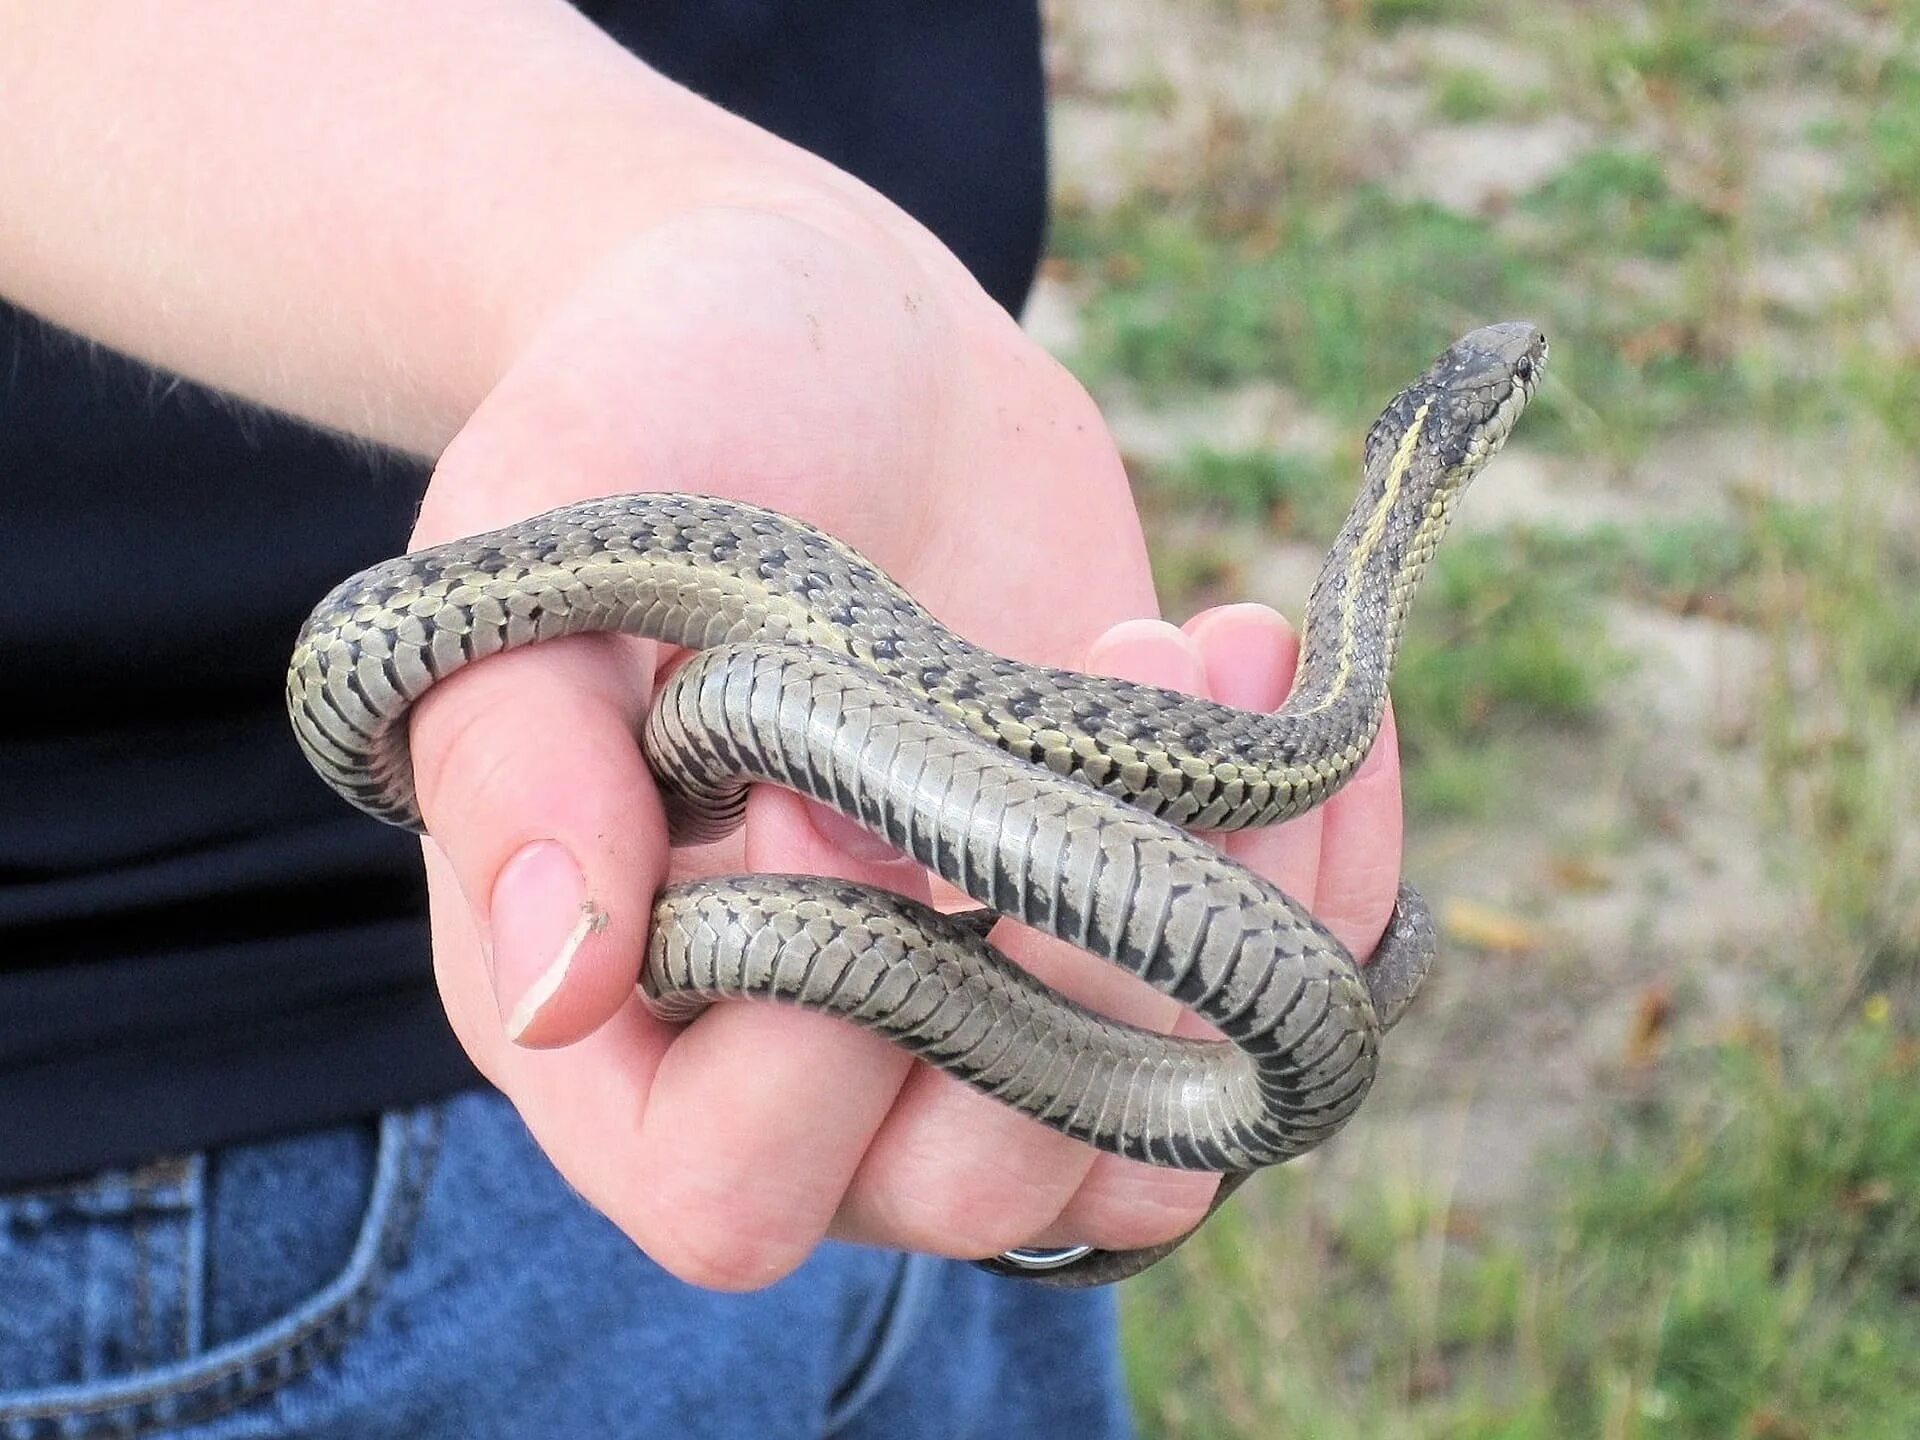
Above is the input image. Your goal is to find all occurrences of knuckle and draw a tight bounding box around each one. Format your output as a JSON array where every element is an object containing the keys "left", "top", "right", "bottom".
[
  {"left": 407, "top": 679, "right": 511, "bottom": 834},
  {"left": 569, "top": 1137, "right": 828, "bottom": 1294},
  {"left": 642, "top": 1207, "right": 820, "bottom": 1294},
  {"left": 631, "top": 1145, "right": 844, "bottom": 1293},
  {"left": 1064, "top": 1169, "right": 1218, "bottom": 1253},
  {"left": 404, "top": 642, "right": 660, "bottom": 871},
  {"left": 876, "top": 1150, "right": 1078, "bottom": 1259}
]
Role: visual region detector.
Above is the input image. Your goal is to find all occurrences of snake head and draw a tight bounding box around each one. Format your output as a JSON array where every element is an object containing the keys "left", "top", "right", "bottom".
[{"left": 1363, "top": 321, "right": 1548, "bottom": 483}]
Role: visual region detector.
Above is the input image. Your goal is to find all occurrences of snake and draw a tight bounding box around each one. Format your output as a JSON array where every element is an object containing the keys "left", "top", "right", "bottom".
[{"left": 286, "top": 321, "right": 1546, "bottom": 1286}]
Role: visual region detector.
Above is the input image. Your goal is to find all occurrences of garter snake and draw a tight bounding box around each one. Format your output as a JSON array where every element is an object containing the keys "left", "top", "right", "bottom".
[{"left": 287, "top": 321, "right": 1546, "bottom": 1285}]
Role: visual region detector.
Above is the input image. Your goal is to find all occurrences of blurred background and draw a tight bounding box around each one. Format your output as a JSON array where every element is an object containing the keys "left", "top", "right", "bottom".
[{"left": 1032, "top": 2, "right": 1920, "bottom": 1434}]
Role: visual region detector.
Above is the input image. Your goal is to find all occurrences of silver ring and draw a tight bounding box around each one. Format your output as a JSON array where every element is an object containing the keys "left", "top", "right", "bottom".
[{"left": 993, "top": 1243, "right": 1097, "bottom": 1273}]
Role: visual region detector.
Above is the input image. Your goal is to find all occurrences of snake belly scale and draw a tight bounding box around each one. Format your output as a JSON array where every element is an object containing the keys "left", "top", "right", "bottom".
[{"left": 287, "top": 322, "right": 1547, "bottom": 1284}]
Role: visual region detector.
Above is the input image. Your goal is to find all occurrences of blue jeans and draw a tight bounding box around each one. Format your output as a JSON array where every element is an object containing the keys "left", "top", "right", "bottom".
[{"left": 0, "top": 1091, "right": 1132, "bottom": 1439}]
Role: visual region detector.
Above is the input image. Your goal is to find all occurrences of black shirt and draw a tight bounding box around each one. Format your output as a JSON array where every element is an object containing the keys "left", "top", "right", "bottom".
[{"left": 0, "top": 0, "right": 1046, "bottom": 1186}]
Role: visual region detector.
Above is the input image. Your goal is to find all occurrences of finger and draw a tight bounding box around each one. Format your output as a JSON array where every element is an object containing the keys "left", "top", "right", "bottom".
[
  {"left": 423, "top": 838, "right": 681, "bottom": 1233},
  {"left": 1182, "top": 602, "right": 1325, "bottom": 906},
  {"left": 408, "top": 631, "right": 663, "bottom": 1048},
  {"left": 1312, "top": 700, "right": 1404, "bottom": 961},
  {"left": 1024, "top": 606, "right": 1399, "bottom": 1254},
  {"left": 436, "top": 780, "right": 942, "bottom": 1292},
  {"left": 1041, "top": 618, "right": 1242, "bottom": 1250},
  {"left": 839, "top": 618, "right": 1223, "bottom": 1258},
  {"left": 626, "top": 784, "right": 930, "bottom": 1286},
  {"left": 429, "top": 840, "right": 859, "bottom": 1295},
  {"left": 1184, "top": 599, "right": 1402, "bottom": 952}
]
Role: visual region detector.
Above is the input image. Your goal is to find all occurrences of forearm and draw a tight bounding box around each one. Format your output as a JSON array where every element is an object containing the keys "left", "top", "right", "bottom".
[{"left": 0, "top": 1, "right": 862, "bottom": 453}]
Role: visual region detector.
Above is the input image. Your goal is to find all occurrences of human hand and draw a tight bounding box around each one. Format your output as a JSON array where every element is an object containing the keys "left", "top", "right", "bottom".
[
  {"left": 406, "top": 203, "right": 1404, "bottom": 1289},
  {"left": 2, "top": 0, "right": 1407, "bottom": 1287}
]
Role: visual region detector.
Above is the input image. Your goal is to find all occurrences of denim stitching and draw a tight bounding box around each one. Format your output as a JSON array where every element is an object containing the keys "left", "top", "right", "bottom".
[
  {"left": 822, "top": 1253, "right": 940, "bottom": 1435},
  {"left": 132, "top": 1208, "right": 151, "bottom": 1372},
  {"left": 0, "top": 1109, "right": 443, "bottom": 1438},
  {"left": 171, "top": 1204, "right": 186, "bottom": 1367},
  {"left": 0, "top": 1107, "right": 444, "bottom": 1440},
  {"left": 178, "top": 1158, "right": 205, "bottom": 1362}
]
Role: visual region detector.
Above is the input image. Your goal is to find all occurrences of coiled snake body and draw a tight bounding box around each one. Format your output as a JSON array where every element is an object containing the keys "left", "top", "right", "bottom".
[{"left": 287, "top": 322, "right": 1546, "bottom": 1285}]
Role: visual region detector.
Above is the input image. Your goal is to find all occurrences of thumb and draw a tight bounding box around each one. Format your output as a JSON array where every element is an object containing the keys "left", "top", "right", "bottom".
[{"left": 409, "top": 629, "right": 665, "bottom": 1050}]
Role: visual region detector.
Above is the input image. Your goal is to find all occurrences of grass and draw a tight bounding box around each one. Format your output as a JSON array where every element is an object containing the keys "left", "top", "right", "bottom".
[
  {"left": 1862, "top": 58, "right": 1920, "bottom": 218},
  {"left": 1396, "top": 530, "right": 1618, "bottom": 738},
  {"left": 1431, "top": 66, "right": 1506, "bottom": 124},
  {"left": 1521, "top": 149, "right": 1729, "bottom": 263},
  {"left": 1146, "top": 531, "right": 1246, "bottom": 616},
  {"left": 1052, "top": 175, "right": 1759, "bottom": 464},
  {"left": 1135, "top": 445, "right": 1354, "bottom": 534},
  {"left": 1352, "top": 0, "right": 1493, "bottom": 32},
  {"left": 1052, "top": 190, "right": 1535, "bottom": 419},
  {"left": 1754, "top": 488, "right": 1920, "bottom": 958},
  {"left": 1572, "top": 0, "right": 1775, "bottom": 105},
  {"left": 1121, "top": 1003, "right": 1920, "bottom": 1439},
  {"left": 1392, "top": 529, "right": 1620, "bottom": 819},
  {"left": 1044, "top": 0, "right": 1920, "bottom": 1432}
]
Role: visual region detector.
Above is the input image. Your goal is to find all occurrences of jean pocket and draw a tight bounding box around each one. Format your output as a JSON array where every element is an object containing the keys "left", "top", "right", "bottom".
[{"left": 0, "top": 1107, "right": 440, "bottom": 1440}]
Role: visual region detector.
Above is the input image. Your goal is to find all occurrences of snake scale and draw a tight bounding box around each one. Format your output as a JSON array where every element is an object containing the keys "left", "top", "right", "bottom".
[{"left": 287, "top": 321, "right": 1547, "bottom": 1285}]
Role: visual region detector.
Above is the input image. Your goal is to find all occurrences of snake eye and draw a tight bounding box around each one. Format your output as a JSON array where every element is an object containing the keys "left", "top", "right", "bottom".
[{"left": 1514, "top": 355, "right": 1534, "bottom": 381}]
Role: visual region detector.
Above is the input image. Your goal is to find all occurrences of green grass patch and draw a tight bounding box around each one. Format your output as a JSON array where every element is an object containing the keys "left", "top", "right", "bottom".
[
  {"left": 1575, "top": 0, "right": 1773, "bottom": 105},
  {"left": 1122, "top": 1003, "right": 1920, "bottom": 1439},
  {"left": 1144, "top": 533, "right": 1244, "bottom": 618},
  {"left": 1431, "top": 66, "right": 1506, "bottom": 124},
  {"left": 1053, "top": 191, "right": 1533, "bottom": 417},
  {"left": 1501, "top": 515, "right": 1764, "bottom": 622},
  {"left": 1052, "top": 183, "right": 1755, "bottom": 463},
  {"left": 1522, "top": 148, "right": 1727, "bottom": 262},
  {"left": 1390, "top": 527, "right": 1621, "bottom": 820},
  {"left": 1400, "top": 737, "right": 1513, "bottom": 821},
  {"left": 1862, "top": 58, "right": 1920, "bottom": 215},
  {"left": 1355, "top": 0, "right": 1492, "bottom": 32},
  {"left": 1135, "top": 445, "right": 1355, "bottom": 537},
  {"left": 1394, "top": 528, "right": 1617, "bottom": 741},
  {"left": 1814, "top": 57, "right": 1920, "bottom": 223},
  {"left": 1603, "top": 515, "right": 1755, "bottom": 613},
  {"left": 1755, "top": 492, "right": 1920, "bottom": 950},
  {"left": 1843, "top": 342, "right": 1920, "bottom": 460},
  {"left": 1571, "top": 1016, "right": 1920, "bottom": 1306}
]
